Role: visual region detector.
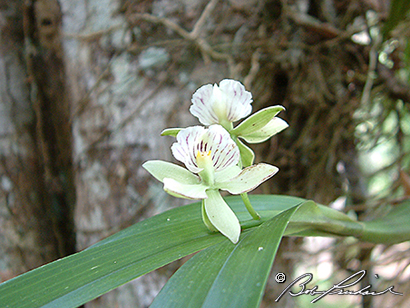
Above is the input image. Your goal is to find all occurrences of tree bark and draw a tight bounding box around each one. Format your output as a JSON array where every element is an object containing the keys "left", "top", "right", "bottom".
[{"left": 0, "top": 0, "right": 64, "bottom": 280}]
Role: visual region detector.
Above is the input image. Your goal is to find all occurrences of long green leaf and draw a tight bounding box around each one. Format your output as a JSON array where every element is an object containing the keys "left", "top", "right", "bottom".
[
  {"left": 150, "top": 204, "right": 301, "bottom": 308},
  {"left": 383, "top": 0, "right": 410, "bottom": 36},
  {"left": 1, "top": 195, "right": 409, "bottom": 308},
  {"left": 359, "top": 200, "right": 410, "bottom": 244},
  {"left": 285, "top": 199, "right": 410, "bottom": 244},
  {"left": 0, "top": 195, "right": 303, "bottom": 308},
  {"left": 0, "top": 203, "right": 225, "bottom": 308}
]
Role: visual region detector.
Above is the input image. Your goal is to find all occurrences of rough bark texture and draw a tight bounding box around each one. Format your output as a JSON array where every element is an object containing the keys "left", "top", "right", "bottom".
[
  {"left": 1, "top": 0, "right": 409, "bottom": 307},
  {"left": 0, "top": 0, "right": 64, "bottom": 280}
]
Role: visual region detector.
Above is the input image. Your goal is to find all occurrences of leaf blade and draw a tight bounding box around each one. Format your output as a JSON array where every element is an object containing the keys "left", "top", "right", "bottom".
[
  {"left": 2, "top": 195, "right": 408, "bottom": 308},
  {"left": 150, "top": 204, "right": 301, "bottom": 308},
  {"left": 0, "top": 203, "right": 224, "bottom": 308}
]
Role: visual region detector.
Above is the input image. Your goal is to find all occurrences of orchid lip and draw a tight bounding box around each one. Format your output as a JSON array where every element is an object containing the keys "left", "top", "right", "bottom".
[
  {"left": 171, "top": 125, "right": 240, "bottom": 174},
  {"left": 190, "top": 79, "right": 253, "bottom": 125}
]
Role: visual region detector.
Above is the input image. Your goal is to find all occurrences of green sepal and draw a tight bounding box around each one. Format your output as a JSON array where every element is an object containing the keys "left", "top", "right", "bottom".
[
  {"left": 204, "top": 190, "right": 241, "bottom": 244},
  {"left": 201, "top": 200, "right": 218, "bottom": 232},
  {"left": 142, "top": 160, "right": 200, "bottom": 184},
  {"left": 163, "top": 178, "right": 208, "bottom": 199},
  {"left": 235, "top": 138, "right": 255, "bottom": 167},
  {"left": 214, "top": 165, "right": 242, "bottom": 183},
  {"left": 161, "top": 128, "right": 183, "bottom": 137},
  {"left": 218, "top": 163, "right": 279, "bottom": 194},
  {"left": 231, "top": 106, "right": 285, "bottom": 137},
  {"left": 239, "top": 117, "right": 288, "bottom": 144}
]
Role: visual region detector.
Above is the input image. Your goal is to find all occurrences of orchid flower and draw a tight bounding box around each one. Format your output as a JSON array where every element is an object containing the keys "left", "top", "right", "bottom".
[
  {"left": 161, "top": 79, "right": 288, "bottom": 222},
  {"left": 163, "top": 79, "right": 289, "bottom": 167},
  {"left": 143, "top": 125, "right": 278, "bottom": 244},
  {"left": 189, "top": 79, "right": 253, "bottom": 130}
]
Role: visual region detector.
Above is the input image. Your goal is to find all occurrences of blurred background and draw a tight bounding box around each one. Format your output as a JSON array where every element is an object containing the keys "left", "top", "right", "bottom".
[{"left": 0, "top": 0, "right": 409, "bottom": 307}]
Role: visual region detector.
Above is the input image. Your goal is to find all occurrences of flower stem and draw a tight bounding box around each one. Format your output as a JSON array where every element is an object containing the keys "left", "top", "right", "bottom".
[{"left": 241, "top": 193, "right": 260, "bottom": 220}]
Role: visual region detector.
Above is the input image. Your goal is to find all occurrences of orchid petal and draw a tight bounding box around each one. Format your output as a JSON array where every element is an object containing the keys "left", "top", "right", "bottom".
[
  {"left": 142, "top": 160, "right": 200, "bottom": 184},
  {"left": 204, "top": 189, "right": 241, "bottom": 244},
  {"left": 218, "top": 79, "right": 252, "bottom": 122},
  {"left": 171, "top": 126, "right": 205, "bottom": 173},
  {"left": 239, "top": 117, "right": 289, "bottom": 143},
  {"left": 163, "top": 178, "right": 208, "bottom": 200},
  {"left": 218, "top": 163, "right": 279, "bottom": 194},
  {"left": 203, "top": 125, "right": 240, "bottom": 172},
  {"left": 171, "top": 125, "right": 240, "bottom": 174},
  {"left": 189, "top": 84, "right": 218, "bottom": 125},
  {"left": 190, "top": 79, "right": 252, "bottom": 125},
  {"left": 201, "top": 200, "right": 218, "bottom": 232}
]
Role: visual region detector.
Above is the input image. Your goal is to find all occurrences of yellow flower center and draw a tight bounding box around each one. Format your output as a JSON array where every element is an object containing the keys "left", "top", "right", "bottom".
[{"left": 196, "top": 150, "right": 214, "bottom": 186}]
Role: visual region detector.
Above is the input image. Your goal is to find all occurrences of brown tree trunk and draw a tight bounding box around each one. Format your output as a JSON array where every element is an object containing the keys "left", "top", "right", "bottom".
[{"left": 0, "top": 0, "right": 66, "bottom": 280}]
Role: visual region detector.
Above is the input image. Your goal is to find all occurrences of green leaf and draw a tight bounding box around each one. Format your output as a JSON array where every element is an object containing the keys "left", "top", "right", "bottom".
[
  {"left": 0, "top": 202, "right": 226, "bottom": 308},
  {"left": 161, "top": 127, "right": 182, "bottom": 137},
  {"left": 231, "top": 106, "right": 284, "bottom": 137},
  {"left": 1, "top": 195, "right": 409, "bottom": 308},
  {"left": 218, "top": 163, "right": 278, "bottom": 194},
  {"left": 142, "top": 160, "right": 200, "bottom": 184},
  {"left": 150, "top": 203, "right": 301, "bottom": 308},
  {"left": 359, "top": 200, "right": 410, "bottom": 244},
  {"left": 285, "top": 199, "right": 410, "bottom": 245},
  {"left": 383, "top": 0, "right": 410, "bottom": 36},
  {"left": 239, "top": 117, "right": 288, "bottom": 143},
  {"left": 0, "top": 195, "right": 303, "bottom": 308}
]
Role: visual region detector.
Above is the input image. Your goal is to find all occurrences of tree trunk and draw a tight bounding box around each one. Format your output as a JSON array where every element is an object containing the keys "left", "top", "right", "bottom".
[{"left": 0, "top": 0, "right": 66, "bottom": 280}]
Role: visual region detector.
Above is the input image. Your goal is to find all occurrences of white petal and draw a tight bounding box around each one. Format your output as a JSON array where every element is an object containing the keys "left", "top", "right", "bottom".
[
  {"left": 190, "top": 84, "right": 219, "bottom": 125},
  {"left": 219, "top": 79, "right": 252, "bottom": 122},
  {"left": 171, "top": 125, "right": 240, "bottom": 174},
  {"left": 201, "top": 125, "right": 240, "bottom": 172},
  {"left": 189, "top": 79, "right": 252, "bottom": 125},
  {"left": 171, "top": 126, "right": 205, "bottom": 173},
  {"left": 218, "top": 163, "right": 279, "bottom": 194},
  {"left": 163, "top": 178, "right": 208, "bottom": 199},
  {"left": 204, "top": 189, "right": 241, "bottom": 244}
]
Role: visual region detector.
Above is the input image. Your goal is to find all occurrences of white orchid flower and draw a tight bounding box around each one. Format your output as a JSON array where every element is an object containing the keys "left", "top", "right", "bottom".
[
  {"left": 143, "top": 125, "right": 278, "bottom": 244},
  {"left": 164, "top": 79, "right": 289, "bottom": 167},
  {"left": 190, "top": 79, "right": 253, "bottom": 129}
]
